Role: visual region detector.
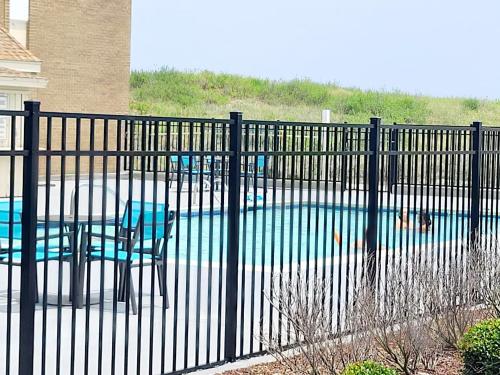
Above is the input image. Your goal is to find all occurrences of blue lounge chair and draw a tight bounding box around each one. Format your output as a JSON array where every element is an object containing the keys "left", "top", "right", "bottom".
[
  {"left": 82, "top": 200, "right": 175, "bottom": 315},
  {"left": 243, "top": 155, "right": 268, "bottom": 190},
  {"left": 169, "top": 155, "right": 212, "bottom": 190}
]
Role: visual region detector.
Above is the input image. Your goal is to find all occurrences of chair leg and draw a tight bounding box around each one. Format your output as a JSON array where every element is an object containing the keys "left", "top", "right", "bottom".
[
  {"left": 169, "top": 171, "right": 174, "bottom": 188},
  {"left": 156, "top": 264, "right": 164, "bottom": 296},
  {"left": 122, "top": 264, "right": 137, "bottom": 315},
  {"left": 156, "top": 264, "right": 169, "bottom": 309},
  {"left": 68, "top": 258, "right": 73, "bottom": 301},
  {"left": 35, "top": 265, "right": 39, "bottom": 304},
  {"left": 75, "top": 231, "right": 91, "bottom": 309},
  {"left": 249, "top": 175, "right": 253, "bottom": 192},
  {"left": 78, "top": 248, "right": 87, "bottom": 309},
  {"left": 182, "top": 173, "right": 186, "bottom": 191},
  {"left": 118, "top": 263, "right": 125, "bottom": 302},
  {"left": 128, "top": 267, "right": 137, "bottom": 315},
  {"left": 163, "top": 266, "right": 169, "bottom": 310}
]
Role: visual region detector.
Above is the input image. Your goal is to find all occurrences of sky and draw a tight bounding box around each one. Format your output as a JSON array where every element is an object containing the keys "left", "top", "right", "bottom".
[
  {"left": 11, "top": 0, "right": 500, "bottom": 99},
  {"left": 130, "top": 0, "right": 500, "bottom": 99}
]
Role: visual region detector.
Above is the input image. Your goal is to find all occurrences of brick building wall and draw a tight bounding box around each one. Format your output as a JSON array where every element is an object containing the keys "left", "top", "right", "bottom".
[
  {"left": 27, "top": 0, "right": 132, "bottom": 174},
  {"left": 0, "top": 0, "right": 8, "bottom": 29},
  {"left": 28, "top": 0, "right": 131, "bottom": 114}
]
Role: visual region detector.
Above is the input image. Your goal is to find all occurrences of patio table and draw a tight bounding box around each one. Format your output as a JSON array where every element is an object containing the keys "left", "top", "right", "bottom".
[{"left": 37, "top": 214, "right": 116, "bottom": 308}]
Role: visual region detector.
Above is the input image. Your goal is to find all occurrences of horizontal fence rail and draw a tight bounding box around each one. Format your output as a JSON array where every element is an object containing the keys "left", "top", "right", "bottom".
[{"left": 0, "top": 103, "right": 498, "bottom": 375}]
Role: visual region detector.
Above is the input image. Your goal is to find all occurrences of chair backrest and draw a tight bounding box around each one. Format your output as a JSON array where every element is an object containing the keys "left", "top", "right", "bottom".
[
  {"left": 170, "top": 155, "right": 191, "bottom": 169},
  {"left": 0, "top": 200, "right": 23, "bottom": 243},
  {"left": 156, "top": 210, "right": 176, "bottom": 257},
  {"left": 0, "top": 201, "right": 68, "bottom": 249},
  {"left": 70, "top": 182, "right": 126, "bottom": 217},
  {"left": 136, "top": 201, "right": 167, "bottom": 241},
  {"left": 121, "top": 200, "right": 146, "bottom": 234},
  {"left": 256, "top": 155, "right": 266, "bottom": 169},
  {"left": 0, "top": 209, "right": 22, "bottom": 241},
  {"left": 245, "top": 155, "right": 267, "bottom": 174},
  {"left": 121, "top": 201, "right": 172, "bottom": 253},
  {"left": 0, "top": 200, "right": 23, "bottom": 214}
]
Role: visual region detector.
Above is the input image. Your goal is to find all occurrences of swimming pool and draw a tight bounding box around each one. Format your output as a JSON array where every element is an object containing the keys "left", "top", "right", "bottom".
[
  {"left": 0, "top": 199, "right": 492, "bottom": 266},
  {"left": 167, "top": 204, "right": 485, "bottom": 265}
]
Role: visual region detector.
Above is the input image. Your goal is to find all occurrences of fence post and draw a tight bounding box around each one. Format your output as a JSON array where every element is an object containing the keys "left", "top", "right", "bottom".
[
  {"left": 367, "top": 117, "right": 381, "bottom": 287},
  {"left": 19, "top": 101, "right": 40, "bottom": 375},
  {"left": 224, "top": 111, "right": 243, "bottom": 362},
  {"left": 470, "top": 121, "right": 482, "bottom": 246},
  {"left": 388, "top": 125, "right": 399, "bottom": 193}
]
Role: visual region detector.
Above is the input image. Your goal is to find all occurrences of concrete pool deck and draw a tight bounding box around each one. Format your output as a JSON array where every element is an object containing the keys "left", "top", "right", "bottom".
[
  {"left": 0, "top": 237, "right": 460, "bottom": 374},
  {"left": 0, "top": 174, "right": 489, "bottom": 374}
]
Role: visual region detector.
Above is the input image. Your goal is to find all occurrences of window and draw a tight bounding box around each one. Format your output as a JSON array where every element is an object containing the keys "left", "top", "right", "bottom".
[
  {"left": 0, "top": 94, "right": 8, "bottom": 144},
  {"left": 0, "top": 93, "right": 24, "bottom": 149}
]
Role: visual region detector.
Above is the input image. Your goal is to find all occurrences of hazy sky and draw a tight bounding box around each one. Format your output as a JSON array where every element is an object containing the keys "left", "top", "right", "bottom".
[
  {"left": 11, "top": 1, "right": 500, "bottom": 99},
  {"left": 131, "top": 0, "right": 500, "bottom": 99}
]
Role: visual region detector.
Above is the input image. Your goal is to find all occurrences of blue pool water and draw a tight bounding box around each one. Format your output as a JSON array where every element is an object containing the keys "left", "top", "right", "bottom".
[
  {"left": 1, "top": 199, "right": 495, "bottom": 265},
  {"left": 166, "top": 205, "right": 487, "bottom": 265}
]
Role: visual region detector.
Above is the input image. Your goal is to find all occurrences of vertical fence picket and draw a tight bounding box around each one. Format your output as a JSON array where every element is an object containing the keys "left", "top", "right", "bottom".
[{"left": 389, "top": 126, "right": 399, "bottom": 193}]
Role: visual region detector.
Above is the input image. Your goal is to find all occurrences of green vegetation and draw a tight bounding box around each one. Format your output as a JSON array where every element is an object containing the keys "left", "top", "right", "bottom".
[
  {"left": 341, "top": 361, "right": 397, "bottom": 375},
  {"left": 462, "top": 98, "right": 482, "bottom": 112},
  {"left": 130, "top": 68, "right": 500, "bottom": 124},
  {"left": 459, "top": 319, "right": 500, "bottom": 374}
]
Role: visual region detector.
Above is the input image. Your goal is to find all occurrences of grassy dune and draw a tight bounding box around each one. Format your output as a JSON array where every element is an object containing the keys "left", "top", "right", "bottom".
[{"left": 130, "top": 69, "right": 500, "bottom": 125}]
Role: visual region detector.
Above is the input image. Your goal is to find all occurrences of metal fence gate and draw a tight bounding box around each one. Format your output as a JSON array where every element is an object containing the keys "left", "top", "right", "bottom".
[{"left": 0, "top": 102, "right": 497, "bottom": 375}]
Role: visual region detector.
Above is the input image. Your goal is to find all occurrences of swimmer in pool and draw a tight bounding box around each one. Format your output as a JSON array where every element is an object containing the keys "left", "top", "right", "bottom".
[
  {"left": 396, "top": 208, "right": 413, "bottom": 230},
  {"left": 418, "top": 210, "right": 432, "bottom": 233},
  {"left": 334, "top": 229, "right": 368, "bottom": 250}
]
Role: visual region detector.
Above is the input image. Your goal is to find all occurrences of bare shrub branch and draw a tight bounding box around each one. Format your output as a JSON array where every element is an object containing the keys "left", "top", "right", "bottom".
[
  {"left": 358, "top": 262, "right": 440, "bottom": 375},
  {"left": 259, "top": 237, "right": 499, "bottom": 375},
  {"left": 262, "top": 272, "right": 373, "bottom": 375},
  {"left": 417, "top": 251, "right": 484, "bottom": 350},
  {"left": 471, "top": 234, "right": 500, "bottom": 318}
]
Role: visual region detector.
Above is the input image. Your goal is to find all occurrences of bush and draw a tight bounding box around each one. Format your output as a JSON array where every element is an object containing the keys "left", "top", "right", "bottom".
[
  {"left": 264, "top": 79, "right": 331, "bottom": 106},
  {"left": 472, "top": 236, "right": 500, "bottom": 318},
  {"left": 459, "top": 319, "right": 500, "bottom": 374},
  {"left": 419, "top": 256, "right": 483, "bottom": 350},
  {"left": 263, "top": 274, "right": 374, "bottom": 375},
  {"left": 358, "top": 264, "right": 440, "bottom": 374},
  {"left": 334, "top": 91, "right": 429, "bottom": 123},
  {"left": 341, "top": 361, "right": 397, "bottom": 375},
  {"left": 463, "top": 98, "right": 481, "bottom": 111}
]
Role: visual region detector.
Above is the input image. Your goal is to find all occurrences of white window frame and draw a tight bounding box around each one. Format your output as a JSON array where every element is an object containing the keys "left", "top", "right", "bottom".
[
  {"left": 0, "top": 92, "right": 25, "bottom": 149},
  {"left": 0, "top": 94, "right": 9, "bottom": 146}
]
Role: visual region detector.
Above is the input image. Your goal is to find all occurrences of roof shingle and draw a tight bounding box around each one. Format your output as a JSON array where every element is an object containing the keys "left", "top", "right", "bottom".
[{"left": 0, "top": 26, "right": 40, "bottom": 62}]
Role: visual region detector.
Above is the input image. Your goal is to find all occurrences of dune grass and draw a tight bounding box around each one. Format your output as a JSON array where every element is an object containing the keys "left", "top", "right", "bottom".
[{"left": 130, "top": 68, "right": 500, "bottom": 125}]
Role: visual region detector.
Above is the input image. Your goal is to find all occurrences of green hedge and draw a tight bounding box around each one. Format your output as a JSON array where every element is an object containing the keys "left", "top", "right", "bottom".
[
  {"left": 341, "top": 361, "right": 397, "bottom": 375},
  {"left": 459, "top": 319, "right": 500, "bottom": 374}
]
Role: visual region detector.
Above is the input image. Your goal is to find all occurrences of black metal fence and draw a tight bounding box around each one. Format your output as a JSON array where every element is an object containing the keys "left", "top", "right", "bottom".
[{"left": 0, "top": 102, "right": 498, "bottom": 375}]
